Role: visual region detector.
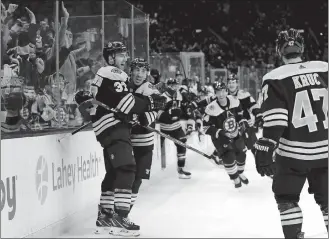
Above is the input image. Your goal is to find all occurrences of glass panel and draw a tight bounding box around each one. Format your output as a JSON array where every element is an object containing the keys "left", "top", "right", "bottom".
[
  {"left": 133, "top": 6, "right": 148, "bottom": 61},
  {"left": 149, "top": 52, "right": 182, "bottom": 82},
  {"left": 238, "top": 66, "right": 274, "bottom": 100},
  {"left": 1, "top": 0, "right": 102, "bottom": 139}
]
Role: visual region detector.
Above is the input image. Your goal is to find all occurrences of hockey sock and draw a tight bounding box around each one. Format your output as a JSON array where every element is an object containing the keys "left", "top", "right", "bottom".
[
  {"left": 100, "top": 191, "right": 114, "bottom": 210},
  {"left": 131, "top": 178, "right": 142, "bottom": 210},
  {"left": 114, "top": 189, "right": 132, "bottom": 217},
  {"left": 279, "top": 203, "right": 303, "bottom": 238},
  {"left": 113, "top": 166, "right": 135, "bottom": 217},
  {"left": 237, "top": 161, "right": 246, "bottom": 174},
  {"left": 321, "top": 205, "right": 328, "bottom": 231},
  {"left": 224, "top": 161, "right": 239, "bottom": 179},
  {"left": 177, "top": 154, "right": 186, "bottom": 168}
]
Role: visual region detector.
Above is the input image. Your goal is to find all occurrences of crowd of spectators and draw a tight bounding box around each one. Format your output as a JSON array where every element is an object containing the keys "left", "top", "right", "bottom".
[
  {"left": 1, "top": 1, "right": 106, "bottom": 137},
  {"left": 130, "top": 0, "right": 328, "bottom": 69}
]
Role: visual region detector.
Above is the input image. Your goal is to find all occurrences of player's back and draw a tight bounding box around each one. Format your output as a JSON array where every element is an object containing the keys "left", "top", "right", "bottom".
[{"left": 261, "top": 60, "right": 328, "bottom": 161}]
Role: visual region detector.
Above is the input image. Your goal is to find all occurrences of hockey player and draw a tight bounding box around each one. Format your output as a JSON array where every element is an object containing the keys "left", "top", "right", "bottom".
[
  {"left": 158, "top": 77, "right": 192, "bottom": 179},
  {"left": 226, "top": 73, "right": 263, "bottom": 151},
  {"left": 193, "top": 84, "right": 223, "bottom": 165},
  {"left": 75, "top": 42, "right": 166, "bottom": 237},
  {"left": 203, "top": 82, "right": 249, "bottom": 188},
  {"left": 128, "top": 58, "right": 159, "bottom": 212},
  {"left": 253, "top": 29, "right": 328, "bottom": 238},
  {"left": 180, "top": 78, "right": 199, "bottom": 136}
]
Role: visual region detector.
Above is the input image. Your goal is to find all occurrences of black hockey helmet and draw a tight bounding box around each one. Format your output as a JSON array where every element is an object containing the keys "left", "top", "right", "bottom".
[
  {"left": 213, "top": 81, "right": 227, "bottom": 91},
  {"left": 276, "top": 28, "right": 304, "bottom": 58},
  {"left": 167, "top": 78, "right": 179, "bottom": 85},
  {"left": 103, "top": 41, "right": 127, "bottom": 65},
  {"left": 150, "top": 68, "right": 160, "bottom": 81},
  {"left": 74, "top": 90, "right": 93, "bottom": 105},
  {"left": 130, "top": 58, "right": 150, "bottom": 71},
  {"left": 227, "top": 73, "right": 238, "bottom": 82}
]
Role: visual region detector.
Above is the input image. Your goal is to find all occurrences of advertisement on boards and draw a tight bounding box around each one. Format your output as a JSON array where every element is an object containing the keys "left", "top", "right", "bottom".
[{"left": 1, "top": 131, "right": 105, "bottom": 238}]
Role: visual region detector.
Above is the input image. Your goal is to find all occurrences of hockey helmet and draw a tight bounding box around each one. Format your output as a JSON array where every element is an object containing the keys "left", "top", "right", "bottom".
[
  {"left": 103, "top": 41, "right": 127, "bottom": 65},
  {"left": 74, "top": 90, "right": 93, "bottom": 105},
  {"left": 227, "top": 73, "right": 238, "bottom": 82},
  {"left": 130, "top": 58, "right": 150, "bottom": 71},
  {"left": 213, "top": 81, "right": 227, "bottom": 91},
  {"left": 167, "top": 78, "right": 180, "bottom": 85},
  {"left": 150, "top": 68, "right": 161, "bottom": 82},
  {"left": 276, "top": 28, "right": 304, "bottom": 58}
]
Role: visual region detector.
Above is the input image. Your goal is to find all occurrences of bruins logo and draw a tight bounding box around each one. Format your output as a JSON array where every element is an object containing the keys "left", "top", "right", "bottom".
[{"left": 223, "top": 116, "right": 238, "bottom": 138}]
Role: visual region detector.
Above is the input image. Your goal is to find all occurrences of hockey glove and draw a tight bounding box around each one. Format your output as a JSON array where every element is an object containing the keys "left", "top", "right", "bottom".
[
  {"left": 254, "top": 113, "right": 264, "bottom": 128},
  {"left": 239, "top": 120, "right": 249, "bottom": 135},
  {"left": 253, "top": 138, "right": 277, "bottom": 177},
  {"left": 147, "top": 94, "right": 167, "bottom": 111},
  {"left": 112, "top": 108, "right": 132, "bottom": 123}
]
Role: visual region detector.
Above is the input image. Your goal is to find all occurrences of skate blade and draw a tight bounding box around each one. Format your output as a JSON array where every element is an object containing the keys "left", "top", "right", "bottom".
[
  {"left": 94, "top": 226, "right": 111, "bottom": 234},
  {"left": 109, "top": 227, "right": 140, "bottom": 237},
  {"left": 179, "top": 174, "right": 191, "bottom": 179}
]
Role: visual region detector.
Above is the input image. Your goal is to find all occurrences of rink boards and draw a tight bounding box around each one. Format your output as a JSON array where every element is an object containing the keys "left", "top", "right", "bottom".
[{"left": 0, "top": 125, "right": 166, "bottom": 238}]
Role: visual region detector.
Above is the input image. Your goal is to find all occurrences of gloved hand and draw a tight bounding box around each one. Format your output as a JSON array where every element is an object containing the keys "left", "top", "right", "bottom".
[
  {"left": 239, "top": 120, "right": 249, "bottom": 135},
  {"left": 254, "top": 113, "right": 264, "bottom": 128},
  {"left": 147, "top": 94, "right": 167, "bottom": 111},
  {"left": 253, "top": 138, "right": 277, "bottom": 176},
  {"left": 112, "top": 108, "right": 131, "bottom": 123}
]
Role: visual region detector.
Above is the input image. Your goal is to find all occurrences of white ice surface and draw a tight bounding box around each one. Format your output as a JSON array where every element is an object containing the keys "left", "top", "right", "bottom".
[{"left": 29, "top": 133, "right": 328, "bottom": 238}]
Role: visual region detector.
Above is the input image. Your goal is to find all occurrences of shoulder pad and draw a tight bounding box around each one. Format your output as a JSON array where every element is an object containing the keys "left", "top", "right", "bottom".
[
  {"left": 97, "top": 66, "right": 129, "bottom": 82},
  {"left": 205, "top": 101, "right": 224, "bottom": 116},
  {"left": 135, "top": 81, "right": 160, "bottom": 96},
  {"left": 227, "top": 95, "right": 240, "bottom": 108},
  {"left": 263, "top": 61, "right": 328, "bottom": 83},
  {"left": 237, "top": 90, "right": 250, "bottom": 99}
]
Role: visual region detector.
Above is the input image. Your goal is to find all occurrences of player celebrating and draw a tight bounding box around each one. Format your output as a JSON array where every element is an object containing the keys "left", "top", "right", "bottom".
[
  {"left": 253, "top": 29, "right": 328, "bottom": 238},
  {"left": 128, "top": 58, "right": 160, "bottom": 213},
  {"left": 227, "top": 74, "right": 263, "bottom": 151},
  {"left": 158, "top": 78, "right": 192, "bottom": 179},
  {"left": 203, "top": 82, "right": 249, "bottom": 188},
  {"left": 75, "top": 42, "right": 166, "bottom": 237}
]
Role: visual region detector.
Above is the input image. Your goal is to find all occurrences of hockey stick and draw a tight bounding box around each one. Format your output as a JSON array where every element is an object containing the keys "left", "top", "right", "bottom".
[
  {"left": 57, "top": 121, "right": 92, "bottom": 142},
  {"left": 86, "top": 99, "right": 213, "bottom": 159}
]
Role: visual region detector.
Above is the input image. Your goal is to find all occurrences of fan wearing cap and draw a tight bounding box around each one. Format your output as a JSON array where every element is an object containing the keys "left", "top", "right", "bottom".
[
  {"left": 157, "top": 77, "right": 192, "bottom": 179},
  {"left": 227, "top": 73, "right": 263, "bottom": 152},
  {"left": 253, "top": 28, "right": 328, "bottom": 239},
  {"left": 203, "top": 82, "right": 249, "bottom": 188}
]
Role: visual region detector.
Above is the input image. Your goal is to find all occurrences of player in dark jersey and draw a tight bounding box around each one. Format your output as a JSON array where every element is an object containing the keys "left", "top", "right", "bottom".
[
  {"left": 128, "top": 58, "right": 160, "bottom": 213},
  {"left": 227, "top": 74, "right": 263, "bottom": 151},
  {"left": 179, "top": 78, "right": 199, "bottom": 136},
  {"left": 203, "top": 82, "right": 249, "bottom": 188},
  {"left": 158, "top": 78, "right": 192, "bottom": 179},
  {"left": 253, "top": 29, "right": 328, "bottom": 238},
  {"left": 75, "top": 42, "right": 166, "bottom": 237}
]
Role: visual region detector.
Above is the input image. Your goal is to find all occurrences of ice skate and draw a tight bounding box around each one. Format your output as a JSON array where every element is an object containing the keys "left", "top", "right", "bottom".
[
  {"left": 239, "top": 173, "right": 249, "bottom": 185},
  {"left": 109, "top": 213, "right": 140, "bottom": 237},
  {"left": 178, "top": 167, "right": 191, "bottom": 179},
  {"left": 95, "top": 205, "right": 114, "bottom": 234},
  {"left": 233, "top": 177, "right": 242, "bottom": 188}
]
